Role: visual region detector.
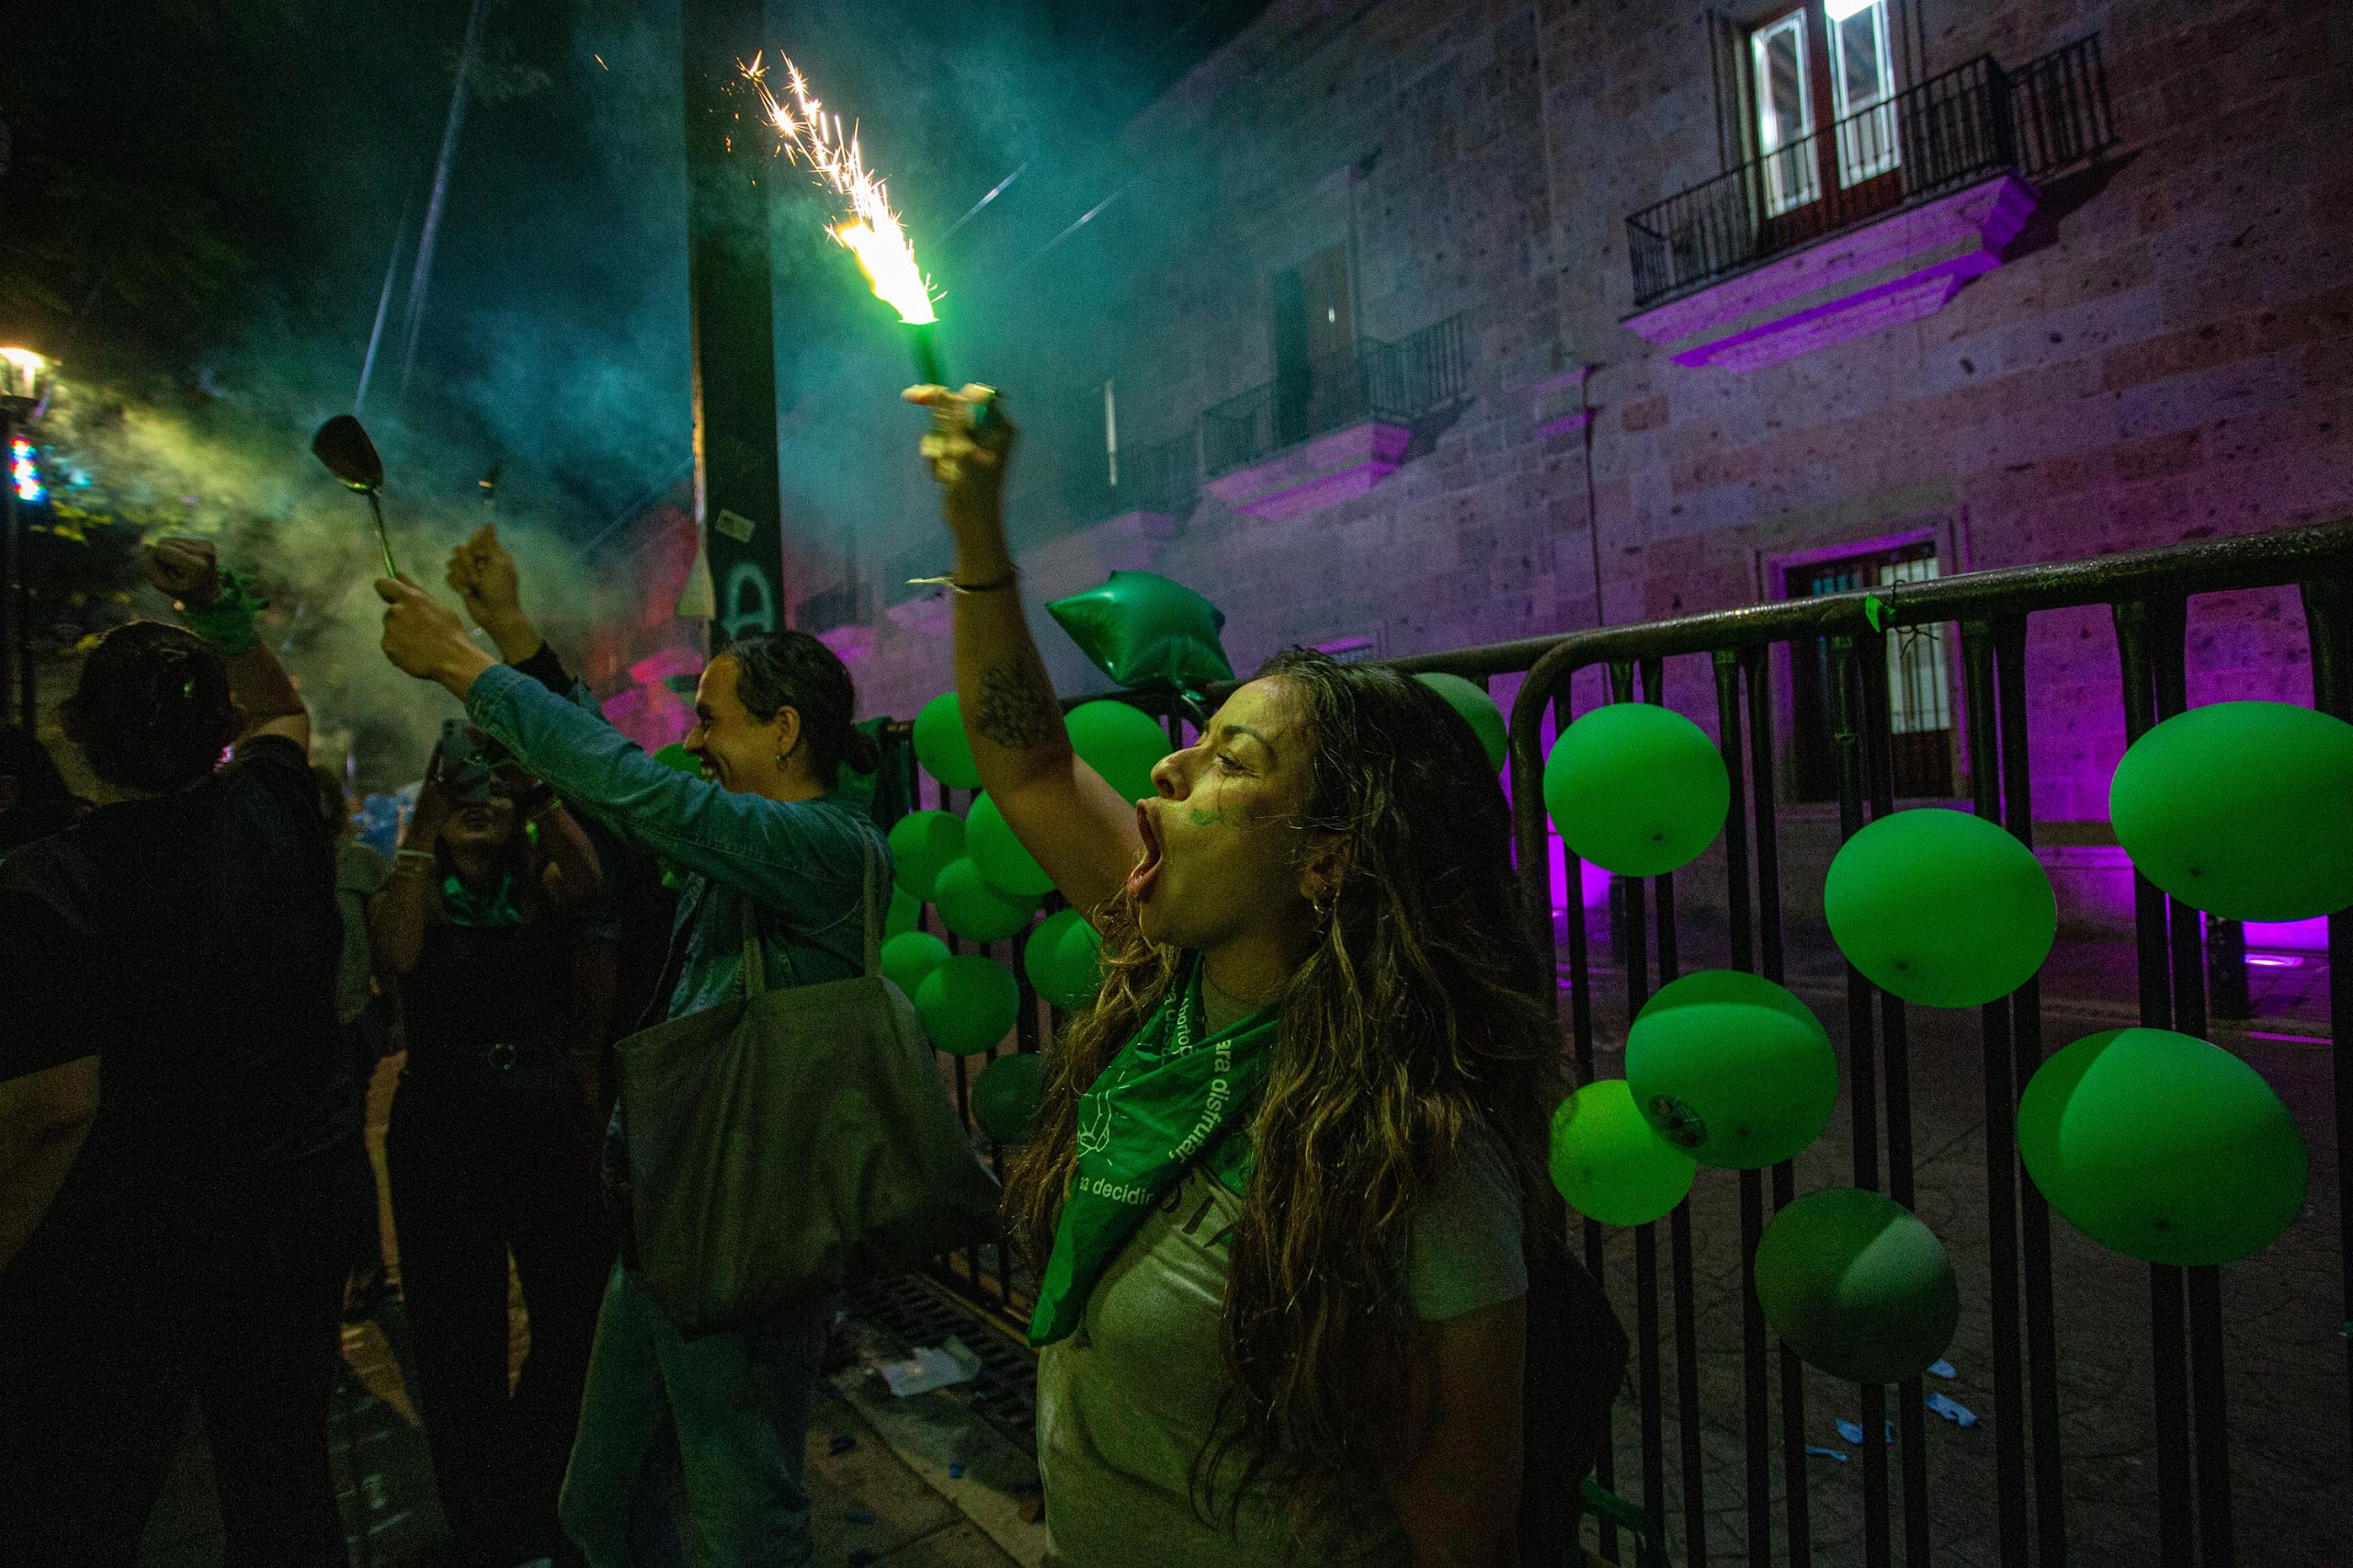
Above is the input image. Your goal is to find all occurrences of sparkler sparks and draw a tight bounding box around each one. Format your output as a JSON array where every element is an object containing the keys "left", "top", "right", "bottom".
[{"left": 743, "top": 51, "right": 938, "bottom": 327}]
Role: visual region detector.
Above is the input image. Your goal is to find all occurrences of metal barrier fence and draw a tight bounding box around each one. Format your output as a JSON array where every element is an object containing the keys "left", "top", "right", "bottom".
[
  {"left": 1504, "top": 519, "right": 2353, "bottom": 1568},
  {"left": 870, "top": 518, "right": 2353, "bottom": 1563}
]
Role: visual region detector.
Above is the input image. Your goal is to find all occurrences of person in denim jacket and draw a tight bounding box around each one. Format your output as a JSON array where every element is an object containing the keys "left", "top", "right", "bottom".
[{"left": 378, "top": 528, "right": 889, "bottom": 1568}]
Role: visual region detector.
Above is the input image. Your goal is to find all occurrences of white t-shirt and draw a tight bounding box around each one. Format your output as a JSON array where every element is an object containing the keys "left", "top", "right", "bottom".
[{"left": 1035, "top": 1087, "right": 1528, "bottom": 1567}]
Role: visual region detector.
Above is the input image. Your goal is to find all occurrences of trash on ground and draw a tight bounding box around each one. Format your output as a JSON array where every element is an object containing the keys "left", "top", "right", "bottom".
[
  {"left": 948, "top": 1462, "right": 966, "bottom": 1480},
  {"left": 1928, "top": 1359, "right": 1957, "bottom": 1380},
  {"left": 1836, "top": 1419, "right": 1894, "bottom": 1445},
  {"left": 876, "top": 1335, "right": 984, "bottom": 1398},
  {"left": 1804, "top": 1446, "right": 1850, "bottom": 1463},
  {"left": 1925, "top": 1392, "right": 1979, "bottom": 1427}
]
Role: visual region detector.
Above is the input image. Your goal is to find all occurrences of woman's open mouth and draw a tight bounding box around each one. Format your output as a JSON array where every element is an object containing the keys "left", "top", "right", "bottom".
[{"left": 1127, "top": 801, "right": 1165, "bottom": 903}]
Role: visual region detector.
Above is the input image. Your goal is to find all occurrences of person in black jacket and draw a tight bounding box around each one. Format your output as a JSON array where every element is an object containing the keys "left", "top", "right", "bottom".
[{"left": 0, "top": 538, "right": 359, "bottom": 1567}]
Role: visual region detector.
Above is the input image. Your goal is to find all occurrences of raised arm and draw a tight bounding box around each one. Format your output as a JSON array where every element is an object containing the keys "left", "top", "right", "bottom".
[
  {"left": 907, "top": 384, "right": 1143, "bottom": 919},
  {"left": 448, "top": 521, "right": 550, "bottom": 668},
  {"left": 369, "top": 752, "right": 453, "bottom": 978},
  {"left": 374, "top": 580, "right": 865, "bottom": 911},
  {"left": 142, "top": 538, "right": 309, "bottom": 753}
]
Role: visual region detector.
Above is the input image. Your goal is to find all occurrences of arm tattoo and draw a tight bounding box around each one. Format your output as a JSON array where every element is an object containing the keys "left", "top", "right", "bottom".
[{"left": 974, "top": 658, "right": 1063, "bottom": 751}]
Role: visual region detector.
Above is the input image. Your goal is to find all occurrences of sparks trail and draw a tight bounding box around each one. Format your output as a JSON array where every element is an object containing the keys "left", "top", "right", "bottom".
[{"left": 741, "top": 51, "right": 937, "bottom": 327}]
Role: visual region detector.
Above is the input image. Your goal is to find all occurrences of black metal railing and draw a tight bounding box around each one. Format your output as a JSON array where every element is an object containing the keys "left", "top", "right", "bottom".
[
  {"left": 1113, "top": 430, "right": 1200, "bottom": 517},
  {"left": 872, "top": 517, "right": 2352, "bottom": 1565},
  {"left": 1201, "top": 312, "right": 1469, "bottom": 477},
  {"left": 1627, "top": 37, "right": 2113, "bottom": 309},
  {"left": 1500, "top": 518, "right": 2353, "bottom": 1567}
]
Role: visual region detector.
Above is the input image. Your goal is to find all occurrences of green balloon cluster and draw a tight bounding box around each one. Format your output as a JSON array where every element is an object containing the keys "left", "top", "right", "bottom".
[
  {"left": 972, "top": 1052, "right": 1048, "bottom": 1144},
  {"left": 913, "top": 692, "right": 981, "bottom": 790},
  {"left": 2017, "top": 1028, "right": 2307, "bottom": 1267},
  {"left": 1824, "top": 808, "right": 2055, "bottom": 1008},
  {"left": 1067, "top": 700, "right": 1170, "bottom": 804},
  {"left": 1024, "top": 908, "right": 1106, "bottom": 1010},
  {"left": 1754, "top": 1187, "right": 1960, "bottom": 1385},
  {"left": 888, "top": 810, "right": 966, "bottom": 903},
  {"left": 881, "top": 931, "right": 950, "bottom": 1001},
  {"left": 2109, "top": 700, "right": 2353, "bottom": 921},
  {"left": 1415, "top": 672, "right": 1508, "bottom": 773},
  {"left": 1543, "top": 704, "right": 1729, "bottom": 877},
  {"left": 885, "top": 887, "right": 922, "bottom": 939},
  {"left": 915, "top": 955, "right": 1022, "bottom": 1056},
  {"left": 1625, "top": 970, "right": 1837, "bottom": 1170},
  {"left": 1548, "top": 1078, "right": 1698, "bottom": 1227},
  {"left": 1046, "top": 570, "right": 1234, "bottom": 693},
  {"left": 933, "top": 857, "right": 1041, "bottom": 943},
  {"left": 967, "top": 793, "right": 1055, "bottom": 897}
]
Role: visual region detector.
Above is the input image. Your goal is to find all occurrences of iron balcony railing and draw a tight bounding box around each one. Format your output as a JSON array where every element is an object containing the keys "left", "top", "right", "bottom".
[
  {"left": 1201, "top": 312, "right": 1470, "bottom": 477},
  {"left": 1626, "top": 36, "right": 2115, "bottom": 310},
  {"left": 1111, "top": 429, "right": 1199, "bottom": 517},
  {"left": 873, "top": 517, "right": 2353, "bottom": 1565}
]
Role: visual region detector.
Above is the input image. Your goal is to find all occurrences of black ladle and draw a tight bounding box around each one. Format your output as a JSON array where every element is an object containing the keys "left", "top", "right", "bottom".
[{"left": 312, "top": 415, "right": 397, "bottom": 577}]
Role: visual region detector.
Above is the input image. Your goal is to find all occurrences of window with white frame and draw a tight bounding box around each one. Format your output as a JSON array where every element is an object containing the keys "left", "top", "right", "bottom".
[{"left": 1749, "top": 1, "right": 1902, "bottom": 218}]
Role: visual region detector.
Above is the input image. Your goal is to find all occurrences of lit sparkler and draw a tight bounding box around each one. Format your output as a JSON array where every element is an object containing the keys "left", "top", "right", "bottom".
[{"left": 744, "top": 52, "right": 951, "bottom": 384}]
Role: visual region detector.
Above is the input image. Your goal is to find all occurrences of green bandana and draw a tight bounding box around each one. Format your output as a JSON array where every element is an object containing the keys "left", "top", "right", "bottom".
[
  {"left": 441, "top": 870, "right": 523, "bottom": 928},
  {"left": 1029, "top": 957, "right": 1279, "bottom": 1347}
]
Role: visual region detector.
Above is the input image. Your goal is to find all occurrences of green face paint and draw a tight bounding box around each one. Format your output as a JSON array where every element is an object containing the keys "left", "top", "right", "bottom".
[{"left": 1185, "top": 805, "right": 1228, "bottom": 828}]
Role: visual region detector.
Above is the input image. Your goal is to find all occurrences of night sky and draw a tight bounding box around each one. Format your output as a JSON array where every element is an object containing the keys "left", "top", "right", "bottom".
[{"left": 2, "top": 0, "right": 1271, "bottom": 537}]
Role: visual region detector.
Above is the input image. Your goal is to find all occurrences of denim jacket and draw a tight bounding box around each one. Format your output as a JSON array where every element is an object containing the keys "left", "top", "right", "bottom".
[{"left": 463, "top": 665, "right": 890, "bottom": 1017}]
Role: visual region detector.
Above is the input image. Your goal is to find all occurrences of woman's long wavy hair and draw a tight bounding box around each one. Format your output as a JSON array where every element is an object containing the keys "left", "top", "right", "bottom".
[{"left": 1002, "top": 649, "right": 1573, "bottom": 1544}]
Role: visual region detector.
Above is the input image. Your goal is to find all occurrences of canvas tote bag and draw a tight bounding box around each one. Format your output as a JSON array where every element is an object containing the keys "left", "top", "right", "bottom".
[{"left": 616, "top": 847, "right": 1002, "bottom": 1335}]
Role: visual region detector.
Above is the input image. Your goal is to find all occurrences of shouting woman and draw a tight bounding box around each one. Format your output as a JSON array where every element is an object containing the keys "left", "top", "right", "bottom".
[{"left": 909, "top": 383, "right": 1574, "bottom": 1568}]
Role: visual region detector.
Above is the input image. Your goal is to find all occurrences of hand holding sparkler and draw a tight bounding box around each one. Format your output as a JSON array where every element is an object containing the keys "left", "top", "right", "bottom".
[{"left": 907, "top": 382, "right": 1017, "bottom": 538}]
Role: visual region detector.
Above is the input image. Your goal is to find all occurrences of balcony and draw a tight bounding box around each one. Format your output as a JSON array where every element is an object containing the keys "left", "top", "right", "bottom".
[
  {"left": 1201, "top": 313, "right": 1469, "bottom": 519},
  {"left": 1623, "top": 38, "right": 2115, "bottom": 371}
]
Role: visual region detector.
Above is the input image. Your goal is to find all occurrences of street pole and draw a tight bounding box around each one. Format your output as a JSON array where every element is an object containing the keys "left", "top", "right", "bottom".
[{"left": 680, "top": 0, "right": 788, "bottom": 653}]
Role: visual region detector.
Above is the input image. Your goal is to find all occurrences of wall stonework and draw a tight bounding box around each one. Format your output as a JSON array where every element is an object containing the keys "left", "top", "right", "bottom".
[{"left": 839, "top": 0, "right": 2350, "bottom": 848}]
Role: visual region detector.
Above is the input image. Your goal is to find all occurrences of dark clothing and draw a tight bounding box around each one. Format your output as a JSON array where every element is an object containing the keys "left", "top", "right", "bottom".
[
  {"left": 0, "top": 733, "right": 359, "bottom": 1161},
  {"left": 0, "top": 1142, "right": 354, "bottom": 1567},
  {"left": 388, "top": 1056, "right": 609, "bottom": 1565},
  {"left": 389, "top": 896, "right": 612, "bottom": 1564},
  {"left": 0, "top": 733, "right": 358, "bottom": 1564}
]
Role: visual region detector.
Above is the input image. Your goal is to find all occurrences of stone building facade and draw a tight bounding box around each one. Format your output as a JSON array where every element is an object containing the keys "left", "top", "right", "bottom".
[{"left": 608, "top": 0, "right": 2352, "bottom": 927}]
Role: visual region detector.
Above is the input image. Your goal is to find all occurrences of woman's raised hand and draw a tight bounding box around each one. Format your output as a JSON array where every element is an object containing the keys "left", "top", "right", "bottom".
[
  {"left": 905, "top": 382, "right": 1017, "bottom": 538},
  {"left": 141, "top": 536, "right": 222, "bottom": 608}
]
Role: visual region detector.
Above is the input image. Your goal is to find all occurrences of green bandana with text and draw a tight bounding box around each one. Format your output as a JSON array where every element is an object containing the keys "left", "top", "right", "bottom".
[{"left": 1028, "top": 957, "right": 1278, "bottom": 1347}]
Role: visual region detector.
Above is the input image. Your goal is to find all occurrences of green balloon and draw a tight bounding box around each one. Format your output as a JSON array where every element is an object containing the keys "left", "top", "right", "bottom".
[
  {"left": 2109, "top": 700, "right": 2353, "bottom": 921},
  {"left": 1625, "top": 970, "right": 1837, "bottom": 1170},
  {"left": 1548, "top": 1078, "right": 1699, "bottom": 1227},
  {"left": 1755, "top": 1187, "right": 1960, "bottom": 1385},
  {"left": 1824, "top": 808, "right": 2054, "bottom": 1008},
  {"left": 888, "top": 810, "right": 966, "bottom": 903},
  {"left": 650, "top": 742, "right": 701, "bottom": 776},
  {"left": 1415, "top": 672, "right": 1508, "bottom": 774},
  {"left": 885, "top": 887, "right": 922, "bottom": 939},
  {"left": 2018, "top": 1028, "right": 2307, "bottom": 1267},
  {"left": 1543, "top": 703, "right": 1729, "bottom": 877},
  {"left": 972, "top": 1051, "right": 1048, "bottom": 1144},
  {"left": 1023, "top": 908, "right": 1106, "bottom": 1010},
  {"left": 915, "top": 955, "right": 1022, "bottom": 1056},
  {"left": 932, "top": 856, "right": 1041, "bottom": 943},
  {"left": 1066, "top": 700, "right": 1170, "bottom": 804},
  {"left": 966, "top": 792, "right": 1055, "bottom": 897},
  {"left": 1046, "top": 570, "right": 1233, "bottom": 693},
  {"left": 881, "top": 931, "right": 950, "bottom": 1000},
  {"left": 913, "top": 692, "right": 981, "bottom": 790}
]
